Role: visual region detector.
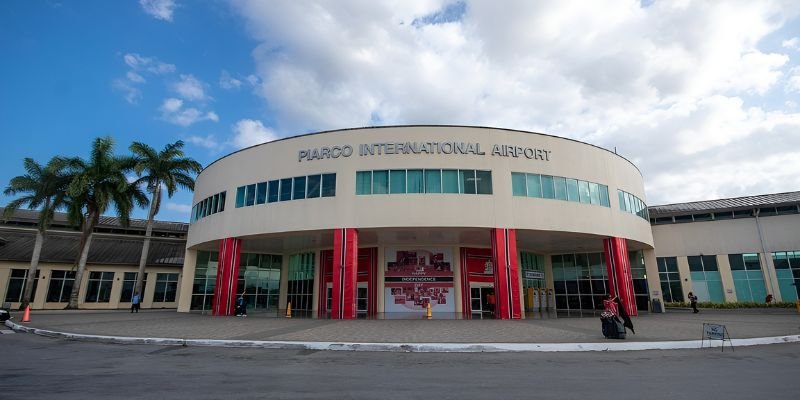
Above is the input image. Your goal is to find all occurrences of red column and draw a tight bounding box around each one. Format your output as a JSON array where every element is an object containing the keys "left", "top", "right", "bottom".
[
  {"left": 213, "top": 237, "right": 242, "bottom": 316},
  {"left": 492, "top": 228, "right": 522, "bottom": 319},
  {"left": 603, "top": 237, "right": 637, "bottom": 316},
  {"left": 331, "top": 228, "right": 358, "bottom": 319}
]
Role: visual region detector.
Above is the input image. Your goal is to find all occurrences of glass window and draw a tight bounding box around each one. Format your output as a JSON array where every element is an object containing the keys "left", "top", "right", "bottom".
[
  {"left": 407, "top": 169, "right": 424, "bottom": 193},
  {"left": 702, "top": 255, "right": 718, "bottom": 271},
  {"left": 743, "top": 253, "right": 761, "bottom": 270},
  {"left": 599, "top": 185, "right": 609, "bottom": 207},
  {"left": 372, "top": 170, "right": 388, "bottom": 194},
  {"left": 624, "top": 192, "right": 632, "bottom": 212},
  {"left": 244, "top": 184, "right": 256, "bottom": 206},
  {"left": 153, "top": 273, "right": 179, "bottom": 303},
  {"left": 578, "top": 180, "right": 590, "bottom": 204},
  {"left": 688, "top": 256, "right": 704, "bottom": 272},
  {"left": 589, "top": 182, "right": 600, "bottom": 205},
  {"left": 476, "top": 170, "right": 492, "bottom": 194},
  {"left": 553, "top": 176, "right": 567, "bottom": 200},
  {"left": 255, "top": 183, "right": 267, "bottom": 204},
  {"left": 305, "top": 176, "right": 320, "bottom": 199},
  {"left": 279, "top": 178, "right": 292, "bottom": 201},
  {"left": 442, "top": 169, "right": 459, "bottom": 193},
  {"left": 527, "top": 174, "right": 542, "bottom": 198},
  {"left": 235, "top": 186, "right": 245, "bottom": 208},
  {"left": 511, "top": 172, "right": 526, "bottom": 196},
  {"left": 120, "top": 272, "right": 147, "bottom": 302},
  {"left": 46, "top": 270, "right": 75, "bottom": 303},
  {"left": 540, "top": 175, "right": 555, "bottom": 199},
  {"left": 618, "top": 190, "right": 625, "bottom": 211},
  {"left": 390, "top": 170, "right": 407, "bottom": 194},
  {"left": 460, "top": 170, "right": 477, "bottom": 194},
  {"left": 425, "top": 169, "right": 442, "bottom": 193},
  {"left": 566, "top": 178, "right": 579, "bottom": 202},
  {"left": 356, "top": 171, "right": 372, "bottom": 195},
  {"left": 728, "top": 254, "right": 745, "bottom": 270},
  {"left": 85, "top": 271, "right": 114, "bottom": 303},
  {"left": 210, "top": 195, "right": 217, "bottom": 215},
  {"left": 293, "top": 176, "right": 306, "bottom": 200},
  {"left": 218, "top": 192, "right": 226, "bottom": 212},
  {"left": 4, "top": 269, "right": 39, "bottom": 303},
  {"left": 321, "top": 173, "right": 336, "bottom": 197}
]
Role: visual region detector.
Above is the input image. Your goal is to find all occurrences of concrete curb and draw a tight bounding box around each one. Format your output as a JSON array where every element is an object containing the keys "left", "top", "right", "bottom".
[{"left": 5, "top": 320, "right": 800, "bottom": 352}]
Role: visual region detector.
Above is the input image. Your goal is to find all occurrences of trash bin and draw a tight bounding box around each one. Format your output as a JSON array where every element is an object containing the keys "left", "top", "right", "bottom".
[{"left": 651, "top": 298, "right": 663, "bottom": 313}]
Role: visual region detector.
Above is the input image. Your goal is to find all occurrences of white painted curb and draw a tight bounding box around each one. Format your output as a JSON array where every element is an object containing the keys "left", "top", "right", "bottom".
[{"left": 5, "top": 320, "right": 799, "bottom": 352}]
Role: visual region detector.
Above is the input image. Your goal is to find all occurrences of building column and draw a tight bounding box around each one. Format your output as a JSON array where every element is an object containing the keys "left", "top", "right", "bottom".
[
  {"left": 330, "top": 228, "right": 358, "bottom": 319},
  {"left": 603, "top": 237, "right": 637, "bottom": 316},
  {"left": 492, "top": 228, "right": 522, "bottom": 319},
  {"left": 642, "top": 249, "right": 664, "bottom": 312},
  {"left": 212, "top": 237, "right": 241, "bottom": 316},
  {"left": 177, "top": 249, "right": 197, "bottom": 312}
]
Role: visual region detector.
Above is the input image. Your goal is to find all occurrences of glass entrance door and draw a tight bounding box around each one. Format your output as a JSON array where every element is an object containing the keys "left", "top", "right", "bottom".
[
  {"left": 357, "top": 284, "right": 368, "bottom": 318},
  {"left": 470, "top": 285, "right": 494, "bottom": 318}
]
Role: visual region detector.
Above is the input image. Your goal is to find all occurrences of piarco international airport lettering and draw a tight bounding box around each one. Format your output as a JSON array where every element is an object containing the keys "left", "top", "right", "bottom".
[{"left": 298, "top": 142, "right": 551, "bottom": 162}]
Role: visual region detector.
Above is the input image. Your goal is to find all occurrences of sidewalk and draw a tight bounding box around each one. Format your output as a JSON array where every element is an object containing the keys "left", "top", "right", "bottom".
[{"left": 6, "top": 308, "right": 800, "bottom": 352}]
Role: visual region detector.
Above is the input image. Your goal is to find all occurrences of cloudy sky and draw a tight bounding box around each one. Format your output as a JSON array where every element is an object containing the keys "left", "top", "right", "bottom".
[{"left": 2, "top": 0, "right": 800, "bottom": 222}]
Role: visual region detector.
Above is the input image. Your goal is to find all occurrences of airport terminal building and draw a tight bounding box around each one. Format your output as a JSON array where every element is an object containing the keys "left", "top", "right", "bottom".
[{"left": 1, "top": 126, "right": 799, "bottom": 317}]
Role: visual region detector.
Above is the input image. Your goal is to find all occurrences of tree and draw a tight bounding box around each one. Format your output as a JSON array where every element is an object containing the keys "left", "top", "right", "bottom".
[
  {"left": 64, "top": 137, "right": 148, "bottom": 309},
  {"left": 130, "top": 140, "right": 201, "bottom": 300},
  {"left": 3, "top": 157, "right": 72, "bottom": 310}
]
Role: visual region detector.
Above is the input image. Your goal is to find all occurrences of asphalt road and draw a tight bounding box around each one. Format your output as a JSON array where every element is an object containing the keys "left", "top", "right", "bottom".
[{"left": 1, "top": 333, "right": 798, "bottom": 400}]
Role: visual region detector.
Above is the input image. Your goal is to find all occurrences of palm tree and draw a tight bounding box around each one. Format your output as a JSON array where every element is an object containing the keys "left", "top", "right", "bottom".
[
  {"left": 64, "top": 137, "right": 148, "bottom": 309},
  {"left": 130, "top": 140, "right": 201, "bottom": 300},
  {"left": 3, "top": 157, "right": 72, "bottom": 310}
]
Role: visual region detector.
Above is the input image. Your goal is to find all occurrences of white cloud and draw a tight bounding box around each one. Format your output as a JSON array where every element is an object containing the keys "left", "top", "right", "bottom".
[
  {"left": 173, "top": 74, "right": 210, "bottom": 101},
  {"left": 245, "top": 74, "right": 260, "bottom": 86},
  {"left": 113, "top": 79, "right": 142, "bottom": 104},
  {"left": 786, "top": 67, "right": 800, "bottom": 93},
  {"left": 782, "top": 37, "right": 799, "bottom": 50},
  {"left": 159, "top": 98, "right": 219, "bottom": 127},
  {"left": 229, "top": 0, "right": 800, "bottom": 204},
  {"left": 219, "top": 70, "right": 242, "bottom": 89},
  {"left": 126, "top": 71, "right": 146, "bottom": 83},
  {"left": 166, "top": 202, "right": 192, "bottom": 213},
  {"left": 123, "top": 53, "right": 175, "bottom": 74},
  {"left": 186, "top": 134, "right": 220, "bottom": 149},
  {"left": 140, "top": 0, "right": 177, "bottom": 22},
  {"left": 230, "top": 119, "right": 278, "bottom": 149}
]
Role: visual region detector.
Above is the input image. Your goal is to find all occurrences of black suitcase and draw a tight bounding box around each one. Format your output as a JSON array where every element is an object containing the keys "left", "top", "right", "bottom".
[{"left": 601, "top": 316, "right": 626, "bottom": 339}]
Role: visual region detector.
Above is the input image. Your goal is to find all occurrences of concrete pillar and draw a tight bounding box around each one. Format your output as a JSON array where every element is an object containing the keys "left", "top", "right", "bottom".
[
  {"left": 677, "top": 256, "right": 693, "bottom": 303},
  {"left": 642, "top": 249, "right": 664, "bottom": 312},
  {"left": 716, "top": 254, "right": 737, "bottom": 302},
  {"left": 177, "top": 248, "right": 197, "bottom": 312}
]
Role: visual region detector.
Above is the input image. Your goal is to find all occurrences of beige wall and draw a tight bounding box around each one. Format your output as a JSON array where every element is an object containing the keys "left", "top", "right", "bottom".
[
  {"left": 187, "top": 126, "right": 652, "bottom": 249},
  {"left": 0, "top": 261, "right": 181, "bottom": 310}
]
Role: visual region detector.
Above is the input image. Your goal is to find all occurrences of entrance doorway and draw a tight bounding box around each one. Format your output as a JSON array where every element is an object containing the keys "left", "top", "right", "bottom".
[
  {"left": 470, "top": 284, "right": 495, "bottom": 318},
  {"left": 318, "top": 248, "right": 378, "bottom": 318}
]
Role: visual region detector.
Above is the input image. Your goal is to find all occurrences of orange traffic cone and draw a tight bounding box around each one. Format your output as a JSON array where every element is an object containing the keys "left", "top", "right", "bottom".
[{"left": 21, "top": 305, "right": 31, "bottom": 323}]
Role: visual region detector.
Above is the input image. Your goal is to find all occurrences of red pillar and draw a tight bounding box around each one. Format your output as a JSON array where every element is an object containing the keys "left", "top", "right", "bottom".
[
  {"left": 603, "top": 237, "right": 637, "bottom": 316},
  {"left": 492, "top": 228, "right": 522, "bottom": 319},
  {"left": 213, "top": 237, "right": 242, "bottom": 316},
  {"left": 331, "top": 228, "right": 358, "bottom": 319}
]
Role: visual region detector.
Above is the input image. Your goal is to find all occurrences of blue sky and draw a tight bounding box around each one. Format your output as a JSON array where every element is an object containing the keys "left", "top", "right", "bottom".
[{"left": 2, "top": 1, "right": 800, "bottom": 223}]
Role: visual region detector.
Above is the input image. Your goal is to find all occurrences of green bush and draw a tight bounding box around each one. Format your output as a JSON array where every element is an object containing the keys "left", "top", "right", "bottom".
[{"left": 664, "top": 301, "right": 796, "bottom": 309}]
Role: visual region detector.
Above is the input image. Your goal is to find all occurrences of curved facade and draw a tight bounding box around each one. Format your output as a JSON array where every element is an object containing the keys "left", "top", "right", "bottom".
[{"left": 177, "top": 126, "right": 659, "bottom": 319}]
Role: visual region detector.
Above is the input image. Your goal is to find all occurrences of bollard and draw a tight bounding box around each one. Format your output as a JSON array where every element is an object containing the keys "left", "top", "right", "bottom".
[
  {"left": 426, "top": 302, "right": 432, "bottom": 319},
  {"left": 285, "top": 302, "right": 292, "bottom": 318}
]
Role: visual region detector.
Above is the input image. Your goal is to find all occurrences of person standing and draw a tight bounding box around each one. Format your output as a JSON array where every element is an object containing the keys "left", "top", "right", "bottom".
[
  {"left": 688, "top": 292, "right": 699, "bottom": 313},
  {"left": 486, "top": 290, "right": 496, "bottom": 316},
  {"left": 131, "top": 292, "right": 141, "bottom": 313},
  {"left": 236, "top": 295, "right": 248, "bottom": 317}
]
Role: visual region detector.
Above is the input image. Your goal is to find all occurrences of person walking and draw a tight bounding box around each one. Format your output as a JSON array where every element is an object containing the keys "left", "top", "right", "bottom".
[
  {"left": 236, "top": 295, "right": 248, "bottom": 317},
  {"left": 486, "top": 290, "right": 496, "bottom": 317},
  {"left": 688, "top": 292, "right": 699, "bottom": 313},
  {"left": 131, "top": 292, "right": 141, "bottom": 313}
]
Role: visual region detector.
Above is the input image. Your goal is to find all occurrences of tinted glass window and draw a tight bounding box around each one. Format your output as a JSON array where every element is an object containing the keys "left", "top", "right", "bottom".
[
  {"left": 460, "top": 170, "right": 476, "bottom": 194},
  {"left": 527, "top": 174, "right": 542, "bottom": 198},
  {"left": 235, "top": 186, "right": 245, "bottom": 208},
  {"left": 511, "top": 172, "right": 526, "bottom": 196},
  {"left": 407, "top": 169, "right": 424, "bottom": 193},
  {"left": 442, "top": 169, "right": 459, "bottom": 193},
  {"left": 279, "top": 178, "right": 293, "bottom": 201},
  {"left": 293, "top": 177, "right": 306, "bottom": 200},
  {"left": 390, "top": 170, "right": 406, "bottom": 194},
  {"left": 541, "top": 175, "right": 555, "bottom": 199},
  {"left": 268, "top": 180, "right": 280, "bottom": 202},
  {"left": 372, "top": 170, "right": 388, "bottom": 194},
  {"left": 356, "top": 171, "right": 372, "bottom": 195},
  {"left": 321, "top": 173, "right": 336, "bottom": 197},
  {"left": 476, "top": 170, "right": 492, "bottom": 194},
  {"left": 425, "top": 169, "right": 442, "bottom": 193},
  {"left": 256, "top": 182, "right": 267, "bottom": 204}
]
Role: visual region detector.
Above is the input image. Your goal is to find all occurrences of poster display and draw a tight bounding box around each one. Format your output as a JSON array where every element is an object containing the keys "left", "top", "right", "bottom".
[{"left": 384, "top": 248, "right": 455, "bottom": 313}]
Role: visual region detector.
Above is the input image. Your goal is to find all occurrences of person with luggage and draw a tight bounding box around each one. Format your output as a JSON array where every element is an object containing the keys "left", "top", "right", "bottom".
[
  {"left": 688, "top": 292, "right": 699, "bottom": 313},
  {"left": 601, "top": 295, "right": 626, "bottom": 339}
]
